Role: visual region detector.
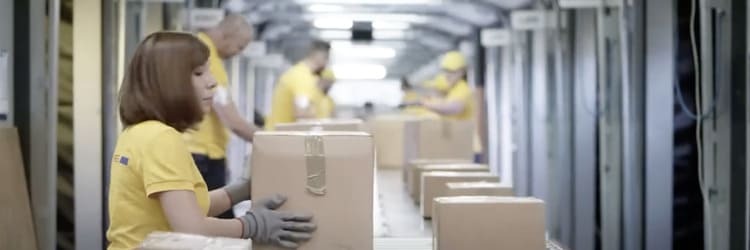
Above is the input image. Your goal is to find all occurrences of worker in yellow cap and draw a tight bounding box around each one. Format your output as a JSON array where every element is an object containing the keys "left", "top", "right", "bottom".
[
  {"left": 316, "top": 68, "right": 337, "bottom": 118},
  {"left": 267, "top": 40, "right": 330, "bottom": 129},
  {"left": 421, "top": 51, "right": 482, "bottom": 161},
  {"left": 420, "top": 51, "right": 475, "bottom": 120},
  {"left": 186, "top": 14, "right": 259, "bottom": 218}
]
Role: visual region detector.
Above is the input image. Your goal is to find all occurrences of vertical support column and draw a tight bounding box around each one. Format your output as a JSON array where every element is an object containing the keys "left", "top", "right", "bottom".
[
  {"left": 511, "top": 31, "right": 531, "bottom": 197},
  {"left": 498, "top": 47, "right": 514, "bottom": 186},
  {"left": 644, "top": 0, "right": 675, "bottom": 249},
  {"left": 552, "top": 9, "right": 574, "bottom": 246},
  {"left": 73, "top": 0, "right": 103, "bottom": 248},
  {"left": 572, "top": 9, "right": 597, "bottom": 250},
  {"left": 622, "top": 0, "right": 646, "bottom": 250},
  {"left": 30, "top": 0, "right": 59, "bottom": 248},
  {"left": 0, "top": 0, "right": 14, "bottom": 124},
  {"left": 530, "top": 27, "right": 549, "bottom": 202},
  {"left": 484, "top": 47, "right": 500, "bottom": 175},
  {"left": 597, "top": 6, "right": 624, "bottom": 250},
  {"left": 699, "top": 1, "right": 733, "bottom": 249}
]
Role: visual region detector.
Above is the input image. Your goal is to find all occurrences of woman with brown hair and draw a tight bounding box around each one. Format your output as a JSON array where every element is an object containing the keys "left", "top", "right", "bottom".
[{"left": 106, "top": 31, "right": 315, "bottom": 249}]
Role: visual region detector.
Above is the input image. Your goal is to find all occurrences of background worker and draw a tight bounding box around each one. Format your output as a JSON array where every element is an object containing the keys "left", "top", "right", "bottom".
[
  {"left": 267, "top": 40, "right": 331, "bottom": 129},
  {"left": 186, "top": 14, "right": 258, "bottom": 218},
  {"left": 108, "top": 32, "right": 314, "bottom": 250},
  {"left": 419, "top": 51, "right": 482, "bottom": 161},
  {"left": 316, "top": 68, "right": 337, "bottom": 119},
  {"left": 419, "top": 51, "right": 474, "bottom": 120}
]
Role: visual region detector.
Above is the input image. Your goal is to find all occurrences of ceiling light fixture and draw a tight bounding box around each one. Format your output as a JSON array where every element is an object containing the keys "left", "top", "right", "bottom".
[
  {"left": 332, "top": 47, "right": 397, "bottom": 59},
  {"left": 314, "top": 30, "right": 352, "bottom": 39},
  {"left": 298, "top": 0, "right": 442, "bottom": 5},
  {"left": 332, "top": 64, "right": 388, "bottom": 80}
]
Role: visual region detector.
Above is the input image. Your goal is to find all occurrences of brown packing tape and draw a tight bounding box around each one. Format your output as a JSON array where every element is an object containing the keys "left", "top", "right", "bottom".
[{"left": 305, "top": 135, "right": 326, "bottom": 196}]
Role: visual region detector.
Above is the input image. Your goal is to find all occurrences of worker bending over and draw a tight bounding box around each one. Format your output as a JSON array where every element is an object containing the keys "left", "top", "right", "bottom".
[
  {"left": 316, "top": 68, "right": 337, "bottom": 119},
  {"left": 108, "top": 32, "right": 314, "bottom": 250},
  {"left": 267, "top": 40, "right": 331, "bottom": 129},
  {"left": 185, "top": 14, "right": 258, "bottom": 218}
]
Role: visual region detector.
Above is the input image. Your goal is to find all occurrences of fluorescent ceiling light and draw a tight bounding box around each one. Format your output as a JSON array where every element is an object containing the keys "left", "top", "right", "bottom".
[
  {"left": 307, "top": 13, "right": 430, "bottom": 24},
  {"left": 333, "top": 47, "right": 397, "bottom": 59},
  {"left": 372, "top": 21, "right": 410, "bottom": 30},
  {"left": 298, "top": 0, "right": 442, "bottom": 5},
  {"left": 332, "top": 64, "right": 388, "bottom": 80},
  {"left": 307, "top": 4, "right": 345, "bottom": 12},
  {"left": 314, "top": 30, "right": 352, "bottom": 40},
  {"left": 313, "top": 18, "right": 353, "bottom": 29},
  {"left": 373, "top": 30, "right": 407, "bottom": 40}
]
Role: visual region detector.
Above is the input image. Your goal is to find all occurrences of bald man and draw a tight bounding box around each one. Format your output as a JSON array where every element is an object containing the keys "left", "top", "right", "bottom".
[{"left": 186, "top": 14, "right": 258, "bottom": 218}]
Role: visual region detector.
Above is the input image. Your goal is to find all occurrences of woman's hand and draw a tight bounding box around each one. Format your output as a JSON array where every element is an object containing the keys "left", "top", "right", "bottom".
[{"left": 237, "top": 194, "right": 316, "bottom": 248}]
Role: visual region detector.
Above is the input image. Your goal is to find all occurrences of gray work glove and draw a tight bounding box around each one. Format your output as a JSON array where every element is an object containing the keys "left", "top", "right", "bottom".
[
  {"left": 237, "top": 194, "right": 316, "bottom": 249},
  {"left": 224, "top": 179, "right": 251, "bottom": 205}
]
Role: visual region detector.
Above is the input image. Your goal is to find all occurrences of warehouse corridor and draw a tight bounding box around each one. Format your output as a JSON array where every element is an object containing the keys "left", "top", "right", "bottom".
[{"left": 0, "top": 0, "right": 749, "bottom": 250}]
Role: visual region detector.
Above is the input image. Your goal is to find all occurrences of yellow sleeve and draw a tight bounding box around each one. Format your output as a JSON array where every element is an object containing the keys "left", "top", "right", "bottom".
[
  {"left": 446, "top": 84, "right": 472, "bottom": 102},
  {"left": 141, "top": 130, "right": 197, "bottom": 197}
]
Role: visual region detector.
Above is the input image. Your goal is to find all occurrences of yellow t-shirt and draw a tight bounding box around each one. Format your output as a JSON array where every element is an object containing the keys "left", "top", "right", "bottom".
[
  {"left": 443, "top": 80, "right": 475, "bottom": 120},
  {"left": 183, "top": 33, "right": 230, "bottom": 159},
  {"left": 266, "top": 62, "right": 322, "bottom": 130},
  {"left": 107, "top": 121, "right": 210, "bottom": 250},
  {"left": 316, "top": 96, "right": 335, "bottom": 119}
]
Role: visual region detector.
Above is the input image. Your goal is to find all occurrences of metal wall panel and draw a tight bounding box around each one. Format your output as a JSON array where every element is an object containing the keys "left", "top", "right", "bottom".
[
  {"left": 498, "top": 47, "right": 514, "bottom": 186},
  {"left": 644, "top": 0, "right": 675, "bottom": 249},
  {"left": 0, "top": 0, "right": 13, "bottom": 124},
  {"left": 571, "top": 9, "right": 597, "bottom": 250}
]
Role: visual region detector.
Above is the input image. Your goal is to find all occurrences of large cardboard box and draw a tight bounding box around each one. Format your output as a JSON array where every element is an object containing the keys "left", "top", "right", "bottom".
[
  {"left": 251, "top": 131, "right": 374, "bottom": 250},
  {"left": 445, "top": 182, "right": 514, "bottom": 197},
  {"left": 275, "top": 119, "right": 365, "bottom": 132},
  {"left": 139, "top": 231, "right": 250, "bottom": 250},
  {"left": 409, "top": 163, "right": 489, "bottom": 202},
  {"left": 420, "top": 171, "right": 498, "bottom": 218},
  {"left": 415, "top": 119, "right": 474, "bottom": 160},
  {"left": 368, "top": 115, "right": 420, "bottom": 169},
  {"left": 433, "top": 196, "right": 546, "bottom": 250}
]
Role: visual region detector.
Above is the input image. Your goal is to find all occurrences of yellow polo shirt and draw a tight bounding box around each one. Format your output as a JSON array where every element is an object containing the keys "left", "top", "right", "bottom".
[
  {"left": 442, "top": 80, "right": 474, "bottom": 120},
  {"left": 184, "top": 33, "right": 230, "bottom": 159},
  {"left": 316, "top": 96, "right": 335, "bottom": 119},
  {"left": 106, "top": 121, "right": 210, "bottom": 250},
  {"left": 267, "top": 62, "right": 322, "bottom": 129}
]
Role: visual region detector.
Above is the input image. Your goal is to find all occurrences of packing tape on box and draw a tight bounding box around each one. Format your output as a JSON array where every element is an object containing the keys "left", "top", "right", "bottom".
[{"left": 304, "top": 134, "right": 327, "bottom": 196}]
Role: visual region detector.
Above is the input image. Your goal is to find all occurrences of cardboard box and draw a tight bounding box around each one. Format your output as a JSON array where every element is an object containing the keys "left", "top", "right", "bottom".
[
  {"left": 275, "top": 119, "right": 365, "bottom": 132},
  {"left": 420, "top": 171, "right": 499, "bottom": 218},
  {"left": 433, "top": 196, "right": 546, "bottom": 250},
  {"left": 251, "top": 131, "right": 374, "bottom": 250},
  {"left": 445, "top": 182, "right": 514, "bottom": 197},
  {"left": 404, "top": 158, "right": 472, "bottom": 186},
  {"left": 409, "top": 163, "right": 489, "bottom": 202},
  {"left": 415, "top": 119, "right": 474, "bottom": 160},
  {"left": 0, "top": 126, "right": 37, "bottom": 250},
  {"left": 139, "top": 231, "right": 250, "bottom": 250},
  {"left": 368, "top": 115, "right": 420, "bottom": 169}
]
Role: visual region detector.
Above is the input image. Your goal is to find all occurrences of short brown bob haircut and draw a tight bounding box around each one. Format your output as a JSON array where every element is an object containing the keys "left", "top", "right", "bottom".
[{"left": 119, "top": 32, "right": 209, "bottom": 132}]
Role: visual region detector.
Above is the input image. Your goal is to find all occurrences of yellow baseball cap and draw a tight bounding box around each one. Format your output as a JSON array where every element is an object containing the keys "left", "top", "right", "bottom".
[{"left": 440, "top": 51, "right": 467, "bottom": 71}]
